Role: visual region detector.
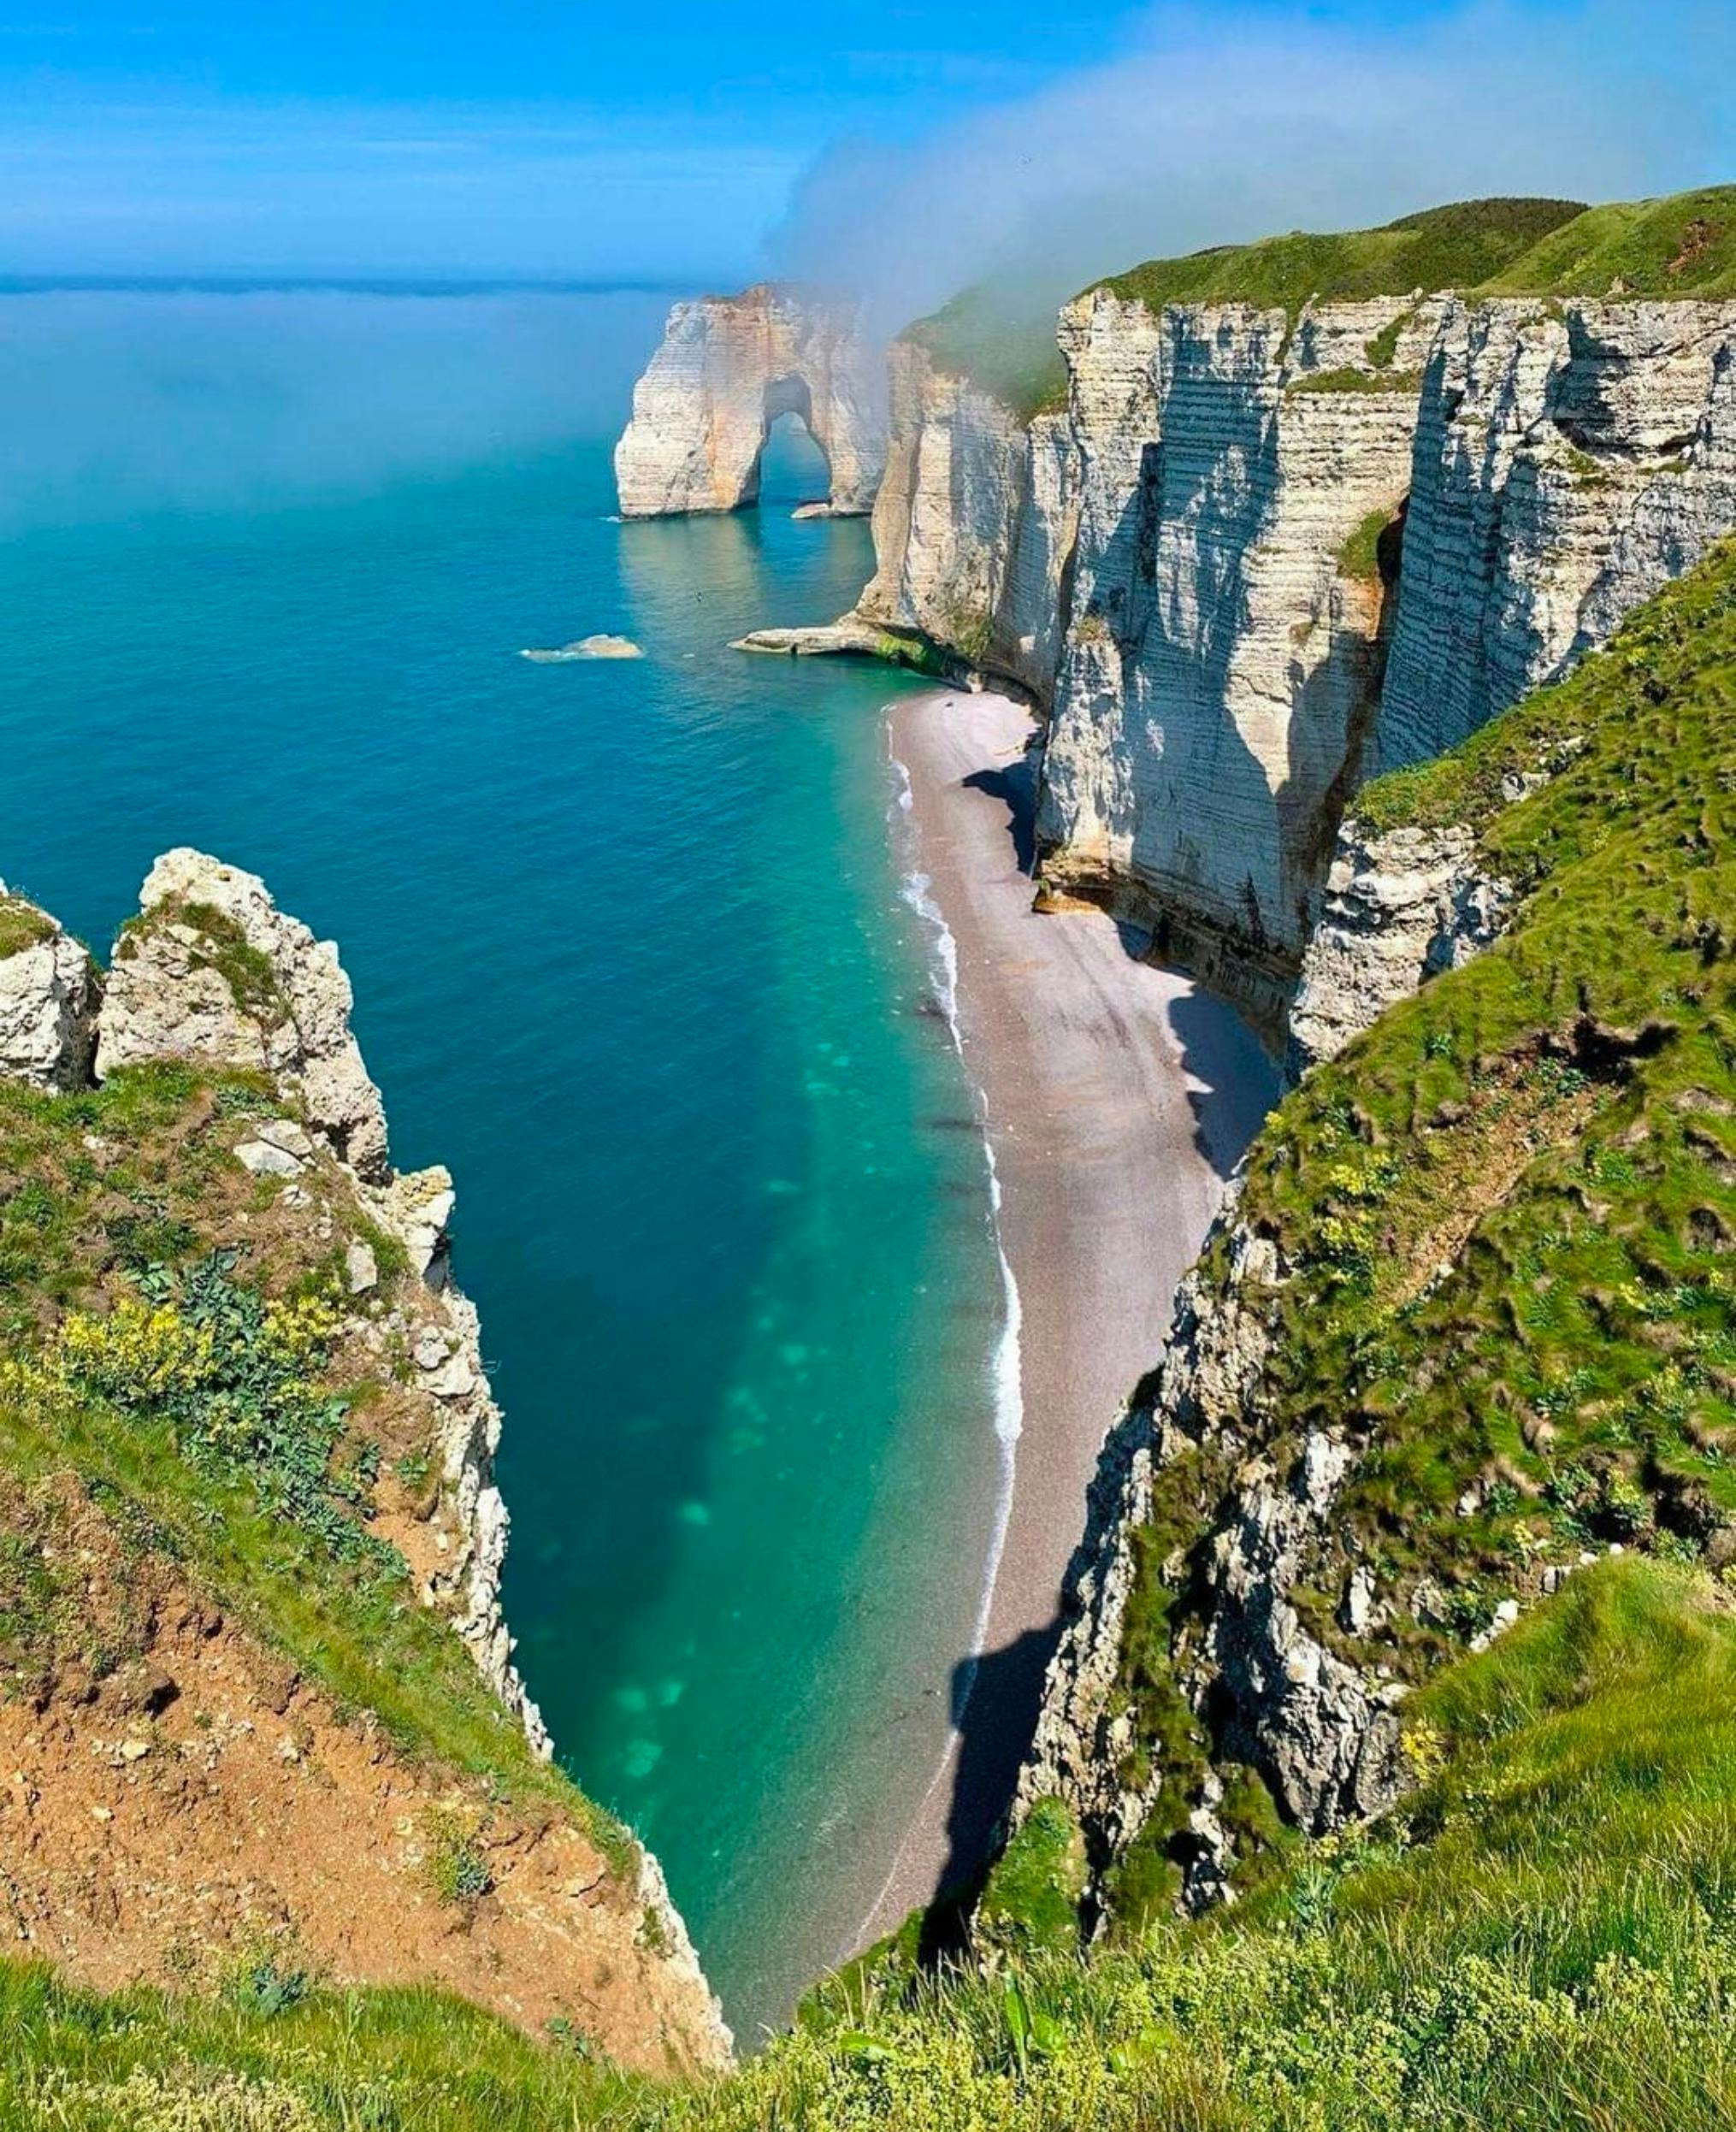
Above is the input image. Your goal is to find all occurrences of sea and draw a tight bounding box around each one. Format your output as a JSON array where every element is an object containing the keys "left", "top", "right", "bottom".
[{"left": 0, "top": 285, "right": 1011, "bottom": 2035}]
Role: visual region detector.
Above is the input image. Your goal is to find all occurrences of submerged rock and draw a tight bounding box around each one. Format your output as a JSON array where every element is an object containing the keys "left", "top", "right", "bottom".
[{"left": 519, "top": 634, "right": 644, "bottom": 662}]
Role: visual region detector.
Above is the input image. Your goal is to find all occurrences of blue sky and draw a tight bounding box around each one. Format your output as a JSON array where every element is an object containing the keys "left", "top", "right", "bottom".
[{"left": 1, "top": 0, "right": 1731, "bottom": 282}]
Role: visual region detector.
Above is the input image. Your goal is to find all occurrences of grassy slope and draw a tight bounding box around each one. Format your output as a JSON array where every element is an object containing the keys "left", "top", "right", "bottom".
[
  {"left": 908, "top": 185, "right": 1736, "bottom": 419},
  {"left": 1090, "top": 539, "right": 1736, "bottom": 1928},
  {"left": 10, "top": 1556, "right": 1736, "bottom": 2129},
  {"left": 6, "top": 555, "right": 1735, "bottom": 2132},
  {"left": 0, "top": 1056, "right": 628, "bottom": 1848}
]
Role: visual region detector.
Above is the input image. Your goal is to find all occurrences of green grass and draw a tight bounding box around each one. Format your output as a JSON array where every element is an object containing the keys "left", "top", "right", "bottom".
[
  {"left": 1093, "top": 539, "right": 1736, "bottom": 1934},
  {"left": 902, "top": 186, "right": 1735, "bottom": 419},
  {"left": 1223, "top": 540, "right": 1736, "bottom": 1643},
  {"left": 975, "top": 1798, "right": 1089, "bottom": 1959},
  {"left": 1479, "top": 185, "right": 1736, "bottom": 298},
  {"left": 901, "top": 281, "right": 1072, "bottom": 422},
  {"left": 1102, "top": 194, "right": 1588, "bottom": 320},
  {"left": 13, "top": 1557, "right": 1736, "bottom": 2129},
  {"left": 0, "top": 893, "right": 56, "bottom": 960},
  {"left": 0, "top": 1061, "right": 635, "bottom": 1870},
  {"left": 1335, "top": 508, "right": 1392, "bottom": 585}
]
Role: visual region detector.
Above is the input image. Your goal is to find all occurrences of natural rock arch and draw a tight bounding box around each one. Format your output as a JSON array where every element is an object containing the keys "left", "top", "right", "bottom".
[{"left": 615, "top": 285, "right": 886, "bottom": 518}]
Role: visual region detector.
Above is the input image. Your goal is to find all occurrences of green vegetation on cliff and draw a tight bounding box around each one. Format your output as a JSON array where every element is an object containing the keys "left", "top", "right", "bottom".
[
  {"left": 1101, "top": 193, "right": 1587, "bottom": 321},
  {"left": 1092, "top": 540, "right": 1736, "bottom": 1929},
  {"left": 0, "top": 1061, "right": 582, "bottom": 1820},
  {"left": 1479, "top": 185, "right": 1736, "bottom": 298},
  {"left": 902, "top": 281, "right": 1074, "bottom": 422},
  {"left": 1247, "top": 540, "right": 1736, "bottom": 1624},
  {"left": 908, "top": 184, "right": 1735, "bottom": 418},
  {"left": 10, "top": 1556, "right": 1736, "bottom": 2129}
]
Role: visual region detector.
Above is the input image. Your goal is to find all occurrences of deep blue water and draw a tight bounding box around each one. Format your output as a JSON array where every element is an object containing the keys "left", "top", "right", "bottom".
[{"left": 0, "top": 290, "right": 1006, "bottom": 2031}]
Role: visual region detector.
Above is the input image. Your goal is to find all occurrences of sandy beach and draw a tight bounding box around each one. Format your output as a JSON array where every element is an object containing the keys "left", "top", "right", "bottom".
[{"left": 859, "top": 688, "right": 1277, "bottom": 1942}]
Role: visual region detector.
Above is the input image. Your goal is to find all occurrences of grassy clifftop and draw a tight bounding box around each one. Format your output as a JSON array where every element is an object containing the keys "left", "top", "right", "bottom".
[
  {"left": 9, "top": 1554, "right": 1736, "bottom": 2129},
  {"left": 909, "top": 184, "right": 1735, "bottom": 418},
  {"left": 1099, "top": 192, "right": 1589, "bottom": 320}
]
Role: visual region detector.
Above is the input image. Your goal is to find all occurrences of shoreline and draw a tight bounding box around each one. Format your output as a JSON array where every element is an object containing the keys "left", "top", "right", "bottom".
[{"left": 858, "top": 688, "right": 1277, "bottom": 1942}]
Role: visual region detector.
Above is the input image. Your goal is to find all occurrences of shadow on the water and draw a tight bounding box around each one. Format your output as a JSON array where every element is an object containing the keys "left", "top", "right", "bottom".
[{"left": 917, "top": 1619, "right": 1061, "bottom": 1962}]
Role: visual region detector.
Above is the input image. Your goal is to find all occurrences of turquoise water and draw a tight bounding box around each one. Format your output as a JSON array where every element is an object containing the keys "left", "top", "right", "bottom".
[{"left": 0, "top": 292, "right": 1006, "bottom": 2031}]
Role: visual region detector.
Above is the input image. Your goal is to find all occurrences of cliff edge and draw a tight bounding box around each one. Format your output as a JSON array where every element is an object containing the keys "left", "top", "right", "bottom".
[{"left": 0, "top": 854, "right": 728, "bottom": 2070}]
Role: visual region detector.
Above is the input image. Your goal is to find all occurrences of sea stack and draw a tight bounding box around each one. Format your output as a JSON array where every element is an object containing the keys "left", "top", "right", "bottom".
[{"left": 615, "top": 283, "right": 887, "bottom": 518}]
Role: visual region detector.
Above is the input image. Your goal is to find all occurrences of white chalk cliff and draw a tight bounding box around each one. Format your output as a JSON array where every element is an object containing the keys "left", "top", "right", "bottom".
[
  {"left": 812, "top": 287, "right": 1736, "bottom": 1032},
  {"left": 615, "top": 283, "right": 887, "bottom": 518}
]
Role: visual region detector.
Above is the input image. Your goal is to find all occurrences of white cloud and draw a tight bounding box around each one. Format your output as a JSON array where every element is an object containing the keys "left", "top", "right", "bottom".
[{"left": 766, "top": 0, "right": 1736, "bottom": 328}]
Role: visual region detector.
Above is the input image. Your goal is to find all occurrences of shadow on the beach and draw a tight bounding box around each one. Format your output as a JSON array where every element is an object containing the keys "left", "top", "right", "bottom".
[
  {"left": 1166, "top": 985, "right": 1281, "bottom": 1182},
  {"left": 960, "top": 756, "right": 1038, "bottom": 876},
  {"left": 917, "top": 1620, "right": 1060, "bottom": 1961}
]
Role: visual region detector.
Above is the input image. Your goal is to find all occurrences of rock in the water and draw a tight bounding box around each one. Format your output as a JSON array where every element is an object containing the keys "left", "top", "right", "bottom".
[
  {"left": 94, "top": 848, "right": 389, "bottom": 1180},
  {"left": 729, "top": 617, "right": 937, "bottom": 667},
  {"left": 0, "top": 886, "right": 99, "bottom": 1091},
  {"left": 518, "top": 635, "right": 643, "bottom": 662},
  {"left": 615, "top": 283, "right": 886, "bottom": 518}
]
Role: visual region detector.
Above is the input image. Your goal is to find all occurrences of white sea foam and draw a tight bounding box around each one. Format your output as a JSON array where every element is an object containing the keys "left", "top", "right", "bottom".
[{"left": 858, "top": 714, "right": 1024, "bottom": 1945}]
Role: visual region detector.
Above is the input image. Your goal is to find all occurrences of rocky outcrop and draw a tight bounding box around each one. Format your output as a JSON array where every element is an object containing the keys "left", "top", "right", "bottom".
[
  {"left": 1019, "top": 1210, "right": 1406, "bottom": 1916},
  {"left": 1284, "top": 824, "right": 1513, "bottom": 1075},
  {"left": 849, "top": 335, "right": 1079, "bottom": 700},
  {"left": 0, "top": 887, "right": 99, "bottom": 1090},
  {"left": 0, "top": 853, "right": 733, "bottom": 2064},
  {"left": 97, "top": 849, "right": 390, "bottom": 1181},
  {"left": 615, "top": 283, "right": 885, "bottom": 518},
  {"left": 92, "top": 852, "right": 546, "bottom": 1743},
  {"left": 1375, "top": 299, "right": 1736, "bottom": 769}
]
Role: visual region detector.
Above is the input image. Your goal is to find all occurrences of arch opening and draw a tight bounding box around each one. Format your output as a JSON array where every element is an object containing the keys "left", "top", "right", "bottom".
[{"left": 744, "top": 374, "right": 831, "bottom": 511}]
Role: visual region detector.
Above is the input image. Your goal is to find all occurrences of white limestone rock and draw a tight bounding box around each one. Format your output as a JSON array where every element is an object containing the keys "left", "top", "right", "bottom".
[
  {"left": 1034, "top": 294, "right": 1441, "bottom": 1030},
  {"left": 1375, "top": 298, "right": 1736, "bottom": 769},
  {"left": 852, "top": 333, "right": 1080, "bottom": 701},
  {"left": 0, "top": 886, "right": 99, "bottom": 1091},
  {"left": 1285, "top": 823, "right": 1513, "bottom": 1076},
  {"left": 94, "top": 848, "right": 389, "bottom": 1180},
  {"left": 615, "top": 283, "right": 886, "bottom": 518},
  {"left": 836, "top": 288, "right": 1735, "bottom": 1036}
]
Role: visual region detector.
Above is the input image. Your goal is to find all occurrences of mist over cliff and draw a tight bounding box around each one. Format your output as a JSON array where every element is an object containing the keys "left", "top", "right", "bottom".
[{"left": 766, "top": 0, "right": 1735, "bottom": 331}]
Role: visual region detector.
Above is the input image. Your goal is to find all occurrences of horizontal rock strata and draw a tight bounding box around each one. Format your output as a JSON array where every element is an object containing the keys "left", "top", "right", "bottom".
[{"left": 824, "top": 291, "right": 1736, "bottom": 1034}]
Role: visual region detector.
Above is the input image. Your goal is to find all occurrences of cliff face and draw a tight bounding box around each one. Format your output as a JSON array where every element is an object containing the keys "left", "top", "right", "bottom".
[
  {"left": 1375, "top": 298, "right": 1736, "bottom": 768},
  {"left": 615, "top": 283, "right": 886, "bottom": 518},
  {"left": 849, "top": 335, "right": 1078, "bottom": 701},
  {"left": 1034, "top": 292, "right": 1439, "bottom": 1029},
  {"left": 1013, "top": 547, "right": 1736, "bottom": 1933},
  {"left": 851, "top": 292, "right": 1736, "bottom": 1033},
  {"left": 0, "top": 856, "right": 727, "bottom": 2069}
]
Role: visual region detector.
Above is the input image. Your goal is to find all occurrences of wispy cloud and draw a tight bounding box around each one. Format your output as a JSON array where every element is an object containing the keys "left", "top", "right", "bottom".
[{"left": 767, "top": 0, "right": 1736, "bottom": 328}]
